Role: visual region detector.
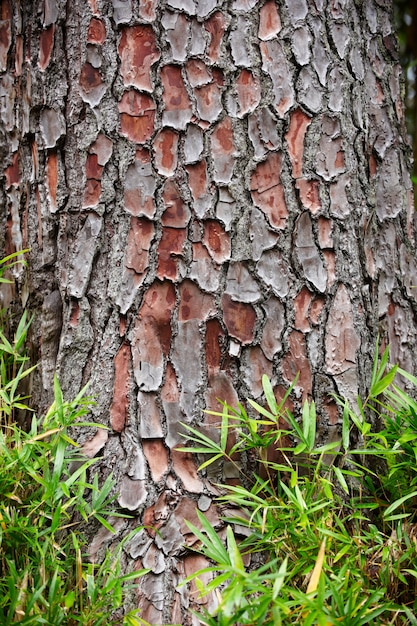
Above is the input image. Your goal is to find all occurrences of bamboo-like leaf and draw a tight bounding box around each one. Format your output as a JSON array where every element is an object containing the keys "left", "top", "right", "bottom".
[
  {"left": 220, "top": 406, "right": 229, "bottom": 452},
  {"left": 226, "top": 526, "right": 245, "bottom": 573},
  {"left": 370, "top": 366, "right": 398, "bottom": 398},
  {"left": 397, "top": 367, "right": 417, "bottom": 388},
  {"left": 342, "top": 401, "right": 350, "bottom": 451},
  {"left": 185, "top": 511, "right": 230, "bottom": 564},
  {"left": 333, "top": 466, "right": 349, "bottom": 494},
  {"left": 306, "top": 539, "right": 326, "bottom": 594},
  {"left": 302, "top": 400, "right": 316, "bottom": 450},
  {"left": 293, "top": 442, "right": 307, "bottom": 455},
  {"left": 0, "top": 248, "right": 29, "bottom": 267},
  {"left": 94, "top": 513, "right": 116, "bottom": 533},
  {"left": 197, "top": 453, "right": 224, "bottom": 471},
  {"left": 247, "top": 398, "right": 276, "bottom": 421},
  {"left": 312, "top": 441, "right": 340, "bottom": 454},
  {"left": 272, "top": 557, "right": 288, "bottom": 599},
  {"left": 262, "top": 374, "right": 278, "bottom": 417},
  {"left": 284, "top": 410, "right": 304, "bottom": 440},
  {"left": 383, "top": 490, "right": 417, "bottom": 517}
]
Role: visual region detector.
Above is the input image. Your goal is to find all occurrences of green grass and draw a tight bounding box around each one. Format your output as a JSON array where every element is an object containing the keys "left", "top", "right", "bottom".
[
  {"left": 180, "top": 348, "right": 417, "bottom": 625},
  {"left": 0, "top": 252, "right": 149, "bottom": 625}
]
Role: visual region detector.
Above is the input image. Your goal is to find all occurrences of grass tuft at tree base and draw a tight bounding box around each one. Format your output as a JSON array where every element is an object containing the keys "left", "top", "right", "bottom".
[
  {"left": 180, "top": 345, "right": 417, "bottom": 625},
  {"left": 0, "top": 252, "right": 149, "bottom": 626}
]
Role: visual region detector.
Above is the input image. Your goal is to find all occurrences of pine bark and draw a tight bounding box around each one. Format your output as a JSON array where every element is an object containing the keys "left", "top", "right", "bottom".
[{"left": 1, "top": 0, "right": 417, "bottom": 622}]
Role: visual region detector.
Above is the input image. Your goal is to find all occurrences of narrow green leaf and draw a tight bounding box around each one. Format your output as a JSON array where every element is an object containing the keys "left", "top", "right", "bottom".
[
  {"left": 333, "top": 466, "right": 349, "bottom": 494},
  {"left": 247, "top": 398, "right": 276, "bottom": 421},
  {"left": 94, "top": 513, "right": 116, "bottom": 532},
  {"left": 262, "top": 374, "right": 278, "bottom": 416},
  {"left": 371, "top": 366, "right": 398, "bottom": 397},
  {"left": 342, "top": 401, "right": 350, "bottom": 451},
  {"left": 220, "top": 407, "right": 229, "bottom": 453},
  {"left": 383, "top": 490, "right": 417, "bottom": 517},
  {"left": 397, "top": 367, "right": 417, "bottom": 388},
  {"left": 272, "top": 557, "right": 288, "bottom": 599},
  {"left": 226, "top": 526, "right": 244, "bottom": 573}
]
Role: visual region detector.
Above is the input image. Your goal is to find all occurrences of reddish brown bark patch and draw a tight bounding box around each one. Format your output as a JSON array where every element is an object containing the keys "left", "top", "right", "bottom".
[
  {"left": 139, "top": 0, "right": 158, "bottom": 21},
  {"left": 250, "top": 152, "right": 288, "bottom": 229},
  {"left": 161, "top": 180, "right": 190, "bottom": 228},
  {"left": 244, "top": 345, "right": 273, "bottom": 398},
  {"left": 205, "top": 12, "right": 226, "bottom": 63},
  {"left": 221, "top": 294, "right": 256, "bottom": 344},
  {"left": 179, "top": 280, "right": 215, "bottom": 321},
  {"left": 323, "top": 250, "right": 336, "bottom": 287},
  {"left": 119, "top": 90, "right": 156, "bottom": 143},
  {"left": 153, "top": 128, "right": 178, "bottom": 176},
  {"left": 0, "top": 11, "right": 11, "bottom": 71},
  {"left": 186, "top": 58, "right": 211, "bottom": 87},
  {"left": 118, "top": 25, "right": 160, "bottom": 92},
  {"left": 69, "top": 301, "right": 80, "bottom": 328},
  {"left": 171, "top": 449, "right": 204, "bottom": 493},
  {"left": 156, "top": 227, "right": 187, "bottom": 280},
  {"left": 79, "top": 62, "right": 102, "bottom": 91},
  {"left": 87, "top": 17, "right": 106, "bottom": 44},
  {"left": 161, "top": 362, "right": 180, "bottom": 402},
  {"left": 160, "top": 65, "right": 193, "bottom": 130},
  {"left": 310, "top": 296, "right": 326, "bottom": 326},
  {"left": 85, "top": 153, "right": 103, "bottom": 180},
  {"left": 142, "top": 439, "right": 169, "bottom": 482},
  {"left": 282, "top": 330, "right": 313, "bottom": 399},
  {"left": 259, "top": 0, "right": 281, "bottom": 40},
  {"left": 194, "top": 82, "right": 223, "bottom": 123},
  {"left": 5, "top": 152, "right": 19, "bottom": 188},
  {"left": 369, "top": 152, "right": 377, "bottom": 177},
  {"left": 203, "top": 220, "right": 231, "bottom": 264},
  {"left": 210, "top": 117, "right": 236, "bottom": 184},
  {"left": 322, "top": 398, "right": 340, "bottom": 426},
  {"left": 139, "top": 281, "right": 176, "bottom": 354},
  {"left": 296, "top": 178, "right": 321, "bottom": 214},
  {"left": 236, "top": 70, "right": 261, "bottom": 117},
  {"left": 46, "top": 151, "right": 58, "bottom": 211},
  {"left": 125, "top": 217, "right": 154, "bottom": 274},
  {"left": 186, "top": 160, "right": 208, "bottom": 202},
  {"left": 205, "top": 318, "right": 225, "bottom": 374},
  {"left": 294, "top": 287, "right": 312, "bottom": 332},
  {"left": 110, "top": 342, "right": 131, "bottom": 432},
  {"left": 90, "top": 134, "right": 113, "bottom": 165},
  {"left": 14, "top": 34, "right": 23, "bottom": 76},
  {"left": 83, "top": 179, "right": 101, "bottom": 208},
  {"left": 318, "top": 217, "right": 333, "bottom": 249},
  {"left": 80, "top": 428, "right": 108, "bottom": 458},
  {"left": 206, "top": 372, "right": 239, "bottom": 417},
  {"left": 285, "top": 108, "right": 311, "bottom": 179},
  {"left": 39, "top": 24, "right": 55, "bottom": 70}
]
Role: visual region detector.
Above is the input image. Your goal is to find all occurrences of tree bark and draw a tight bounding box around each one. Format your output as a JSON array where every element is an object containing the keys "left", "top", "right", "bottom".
[{"left": 1, "top": 0, "right": 417, "bottom": 622}]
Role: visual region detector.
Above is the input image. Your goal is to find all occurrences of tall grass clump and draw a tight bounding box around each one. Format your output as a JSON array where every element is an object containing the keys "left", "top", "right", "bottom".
[
  {"left": 0, "top": 252, "right": 148, "bottom": 625},
  {"left": 180, "top": 347, "right": 417, "bottom": 625}
]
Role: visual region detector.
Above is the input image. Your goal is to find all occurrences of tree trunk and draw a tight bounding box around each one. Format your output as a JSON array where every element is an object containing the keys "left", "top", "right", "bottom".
[{"left": 1, "top": 0, "right": 417, "bottom": 622}]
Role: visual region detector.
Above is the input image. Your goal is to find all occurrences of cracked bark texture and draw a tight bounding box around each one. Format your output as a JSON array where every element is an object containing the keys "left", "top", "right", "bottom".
[{"left": 1, "top": 0, "right": 417, "bottom": 622}]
